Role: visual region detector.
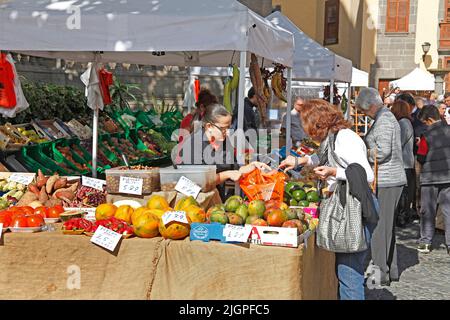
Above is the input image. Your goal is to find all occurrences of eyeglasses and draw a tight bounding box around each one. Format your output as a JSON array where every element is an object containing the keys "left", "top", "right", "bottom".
[{"left": 209, "top": 123, "right": 229, "bottom": 135}]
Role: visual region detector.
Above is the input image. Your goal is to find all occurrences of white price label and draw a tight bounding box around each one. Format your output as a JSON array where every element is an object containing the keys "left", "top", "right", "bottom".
[
  {"left": 175, "top": 176, "right": 202, "bottom": 198},
  {"left": 8, "top": 173, "right": 35, "bottom": 186},
  {"left": 90, "top": 225, "right": 122, "bottom": 252},
  {"left": 118, "top": 176, "right": 143, "bottom": 195},
  {"left": 223, "top": 224, "right": 252, "bottom": 243},
  {"left": 82, "top": 176, "right": 106, "bottom": 191},
  {"left": 162, "top": 211, "right": 189, "bottom": 227}
]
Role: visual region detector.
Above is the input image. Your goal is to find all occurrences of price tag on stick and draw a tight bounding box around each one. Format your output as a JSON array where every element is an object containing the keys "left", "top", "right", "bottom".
[
  {"left": 119, "top": 176, "right": 143, "bottom": 195},
  {"left": 82, "top": 176, "right": 106, "bottom": 191},
  {"left": 175, "top": 176, "right": 202, "bottom": 198},
  {"left": 90, "top": 226, "right": 122, "bottom": 252},
  {"left": 162, "top": 211, "right": 189, "bottom": 227},
  {"left": 8, "top": 173, "right": 35, "bottom": 186}
]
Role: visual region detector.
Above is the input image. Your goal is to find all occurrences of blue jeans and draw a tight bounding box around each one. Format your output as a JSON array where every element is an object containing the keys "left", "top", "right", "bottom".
[{"left": 335, "top": 223, "right": 376, "bottom": 300}]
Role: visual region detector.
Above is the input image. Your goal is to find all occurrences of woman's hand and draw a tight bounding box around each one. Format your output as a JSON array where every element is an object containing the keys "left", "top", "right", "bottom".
[
  {"left": 226, "top": 170, "right": 242, "bottom": 182},
  {"left": 239, "top": 162, "right": 271, "bottom": 175},
  {"left": 313, "top": 166, "right": 337, "bottom": 180},
  {"left": 278, "top": 156, "right": 308, "bottom": 172}
]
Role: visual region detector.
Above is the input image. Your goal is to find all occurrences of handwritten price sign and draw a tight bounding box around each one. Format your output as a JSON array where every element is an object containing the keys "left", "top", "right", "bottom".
[
  {"left": 82, "top": 176, "right": 105, "bottom": 191},
  {"left": 8, "top": 173, "right": 35, "bottom": 185},
  {"left": 162, "top": 211, "right": 189, "bottom": 227},
  {"left": 175, "top": 176, "right": 202, "bottom": 199},
  {"left": 119, "top": 176, "right": 143, "bottom": 195},
  {"left": 223, "top": 224, "right": 252, "bottom": 243},
  {"left": 90, "top": 226, "right": 122, "bottom": 252}
]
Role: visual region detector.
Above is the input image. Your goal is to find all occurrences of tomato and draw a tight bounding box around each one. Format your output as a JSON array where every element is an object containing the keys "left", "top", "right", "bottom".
[
  {"left": 11, "top": 216, "right": 28, "bottom": 228},
  {"left": 34, "top": 206, "right": 49, "bottom": 219},
  {"left": 47, "top": 207, "right": 61, "bottom": 219},
  {"left": 10, "top": 210, "right": 26, "bottom": 220},
  {"left": 0, "top": 213, "right": 12, "bottom": 228},
  {"left": 19, "top": 206, "right": 35, "bottom": 216},
  {"left": 52, "top": 205, "right": 64, "bottom": 214},
  {"left": 27, "top": 214, "right": 44, "bottom": 228}
]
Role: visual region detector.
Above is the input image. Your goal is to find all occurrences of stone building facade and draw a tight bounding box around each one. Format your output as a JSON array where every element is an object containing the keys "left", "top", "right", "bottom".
[{"left": 370, "top": 0, "right": 419, "bottom": 91}]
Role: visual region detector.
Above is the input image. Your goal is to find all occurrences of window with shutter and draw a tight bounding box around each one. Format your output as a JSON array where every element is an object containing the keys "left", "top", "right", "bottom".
[
  {"left": 446, "top": 0, "right": 450, "bottom": 22},
  {"left": 385, "top": 0, "right": 410, "bottom": 33},
  {"left": 324, "top": 0, "right": 339, "bottom": 45}
]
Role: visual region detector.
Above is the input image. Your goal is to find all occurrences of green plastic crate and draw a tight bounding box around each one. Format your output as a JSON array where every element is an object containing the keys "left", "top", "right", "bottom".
[
  {"left": 18, "top": 147, "right": 53, "bottom": 175},
  {"left": 52, "top": 138, "right": 91, "bottom": 175}
]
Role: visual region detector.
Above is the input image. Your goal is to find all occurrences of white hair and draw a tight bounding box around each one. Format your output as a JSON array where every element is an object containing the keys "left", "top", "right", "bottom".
[{"left": 355, "top": 87, "right": 383, "bottom": 111}]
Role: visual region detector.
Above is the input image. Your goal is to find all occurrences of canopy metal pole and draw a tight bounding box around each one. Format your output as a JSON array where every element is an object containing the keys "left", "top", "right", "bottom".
[
  {"left": 330, "top": 79, "right": 334, "bottom": 104},
  {"left": 346, "top": 82, "right": 352, "bottom": 120},
  {"left": 235, "top": 51, "right": 247, "bottom": 195},
  {"left": 92, "top": 105, "right": 99, "bottom": 178},
  {"left": 286, "top": 68, "right": 293, "bottom": 152},
  {"left": 187, "top": 67, "right": 193, "bottom": 114}
]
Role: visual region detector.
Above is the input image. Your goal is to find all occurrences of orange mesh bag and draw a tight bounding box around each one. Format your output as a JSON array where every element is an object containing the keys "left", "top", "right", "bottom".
[{"left": 239, "top": 169, "right": 286, "bottom": 202}]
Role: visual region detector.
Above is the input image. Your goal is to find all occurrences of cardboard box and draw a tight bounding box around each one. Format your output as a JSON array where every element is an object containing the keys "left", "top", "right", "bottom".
[
  {"left": 190, "top": 223, "right": 226, "bottom": 243},
  {"left": 247, "top": 226, "right": 314, "bottom": 248}
]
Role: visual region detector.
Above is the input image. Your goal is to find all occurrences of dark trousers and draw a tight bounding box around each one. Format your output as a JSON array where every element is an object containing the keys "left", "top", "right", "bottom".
[
  {"left": 396, "top": 169, "right": 417, "bottom": 225},
  {"left": 420, "top": 184, "right": 450, "bottom": 246},
  {"left": 371, "top": 186, "right": 403, "bottom": 281}
]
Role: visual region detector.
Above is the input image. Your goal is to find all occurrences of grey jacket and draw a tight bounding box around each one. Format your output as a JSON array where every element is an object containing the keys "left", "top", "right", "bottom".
[
  {"left": 398, "top": 118, "right": 415, "bottom": 169},
  {"left": 364, "top": 107, "right": 407, "bottom": 188}
]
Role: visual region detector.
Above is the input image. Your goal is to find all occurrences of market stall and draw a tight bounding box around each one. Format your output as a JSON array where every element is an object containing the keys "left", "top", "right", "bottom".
[
  {"left": 0, "top": 231, "right": 336, "bottom": 300},
  {"left": 0, "top": 1, "right": 339, "bottom": 301}
]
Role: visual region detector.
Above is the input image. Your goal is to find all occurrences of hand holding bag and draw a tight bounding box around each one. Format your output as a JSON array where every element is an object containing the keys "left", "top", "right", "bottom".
[{"left": 316, "top": 133, "right": 368, "bottom": 253}]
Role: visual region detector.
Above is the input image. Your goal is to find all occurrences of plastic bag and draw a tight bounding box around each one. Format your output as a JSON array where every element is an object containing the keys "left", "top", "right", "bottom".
[{"left": 239, "top": 168, "right": 286, "bottom": 202}]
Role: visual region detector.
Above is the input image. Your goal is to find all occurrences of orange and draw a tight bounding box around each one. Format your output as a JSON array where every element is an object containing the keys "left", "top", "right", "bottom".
[
  {"left": 146, "top": 195, "right": 170, "bottom": 211},
  {"left": 114, "top": 205, "right": 134, "bottom": 224},
  {"left": 95, "top": 203, "right": 117, "bottom": 221}
]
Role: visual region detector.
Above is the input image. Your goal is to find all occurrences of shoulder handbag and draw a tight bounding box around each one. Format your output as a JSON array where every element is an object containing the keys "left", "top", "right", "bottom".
[{"left": 316, "top": 132, "right": 368, "bottom": 253}]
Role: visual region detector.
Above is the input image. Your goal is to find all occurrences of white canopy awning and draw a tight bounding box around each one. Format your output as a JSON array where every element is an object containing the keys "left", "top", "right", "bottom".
[
  {"left": 390, "top": 68, "right": 435, "bottom": 91},
  {"left": 351, "top": 67, "right": 369, "bottom": 87},
  {"left": 267, "top": 11, "right": 352, "bottom": 82},
  {"left": 0, "top": 0, "right": 294, "bottom": 67}
]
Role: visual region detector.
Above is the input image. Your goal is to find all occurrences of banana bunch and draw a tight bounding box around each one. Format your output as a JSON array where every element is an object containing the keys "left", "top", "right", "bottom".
[
  {"left": 229, "top": 64, "right": 240, "bottom": 90},
  {"left": 223, "top": 78, "right": 232, "bottom": 113},
  {"left": 271, "top": 72, "right": 287, "bottom": 103}
]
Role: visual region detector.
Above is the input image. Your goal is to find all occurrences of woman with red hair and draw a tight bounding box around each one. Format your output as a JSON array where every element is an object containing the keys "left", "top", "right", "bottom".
[{"left": 280, "top": 99, "right": 376, "bottom": 300}]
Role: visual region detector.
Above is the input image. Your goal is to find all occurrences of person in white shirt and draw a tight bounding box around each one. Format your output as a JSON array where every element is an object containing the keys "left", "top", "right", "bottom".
[{"left": 279, "top": 99, "right": 374, "bottom": 300}]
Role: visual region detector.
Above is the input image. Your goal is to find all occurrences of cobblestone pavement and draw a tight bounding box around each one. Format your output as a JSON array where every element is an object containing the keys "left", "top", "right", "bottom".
[{"left": 365, "top": 221, "right": 450, "bottom": 300}]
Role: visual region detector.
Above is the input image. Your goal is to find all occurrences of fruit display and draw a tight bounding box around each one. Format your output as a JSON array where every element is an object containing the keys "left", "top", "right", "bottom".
[
  {"left": 0, "top": 179, "right": 26, "bottom": 209},
  {"left": 284, "top": 181, "right": 319, "bottom": 208},
  {"left": 205, "top": 195, "right": 316, "bottom": 235},
  {"left": 56, "top": 145, "right": 90, "bottom": 172},
  {"left": 16, "top": 126, "right": 49, "bottom": 144},
  {"left": 0, "top": 204, "right": 62, "bottom": 230},
  {"left": 271, "top": 63, "right": 287, "bottom": 103},
  {"left": 65, "top": 185, "right": 106, "bottom": 208},
  {"left": 105, "top": 166, "right": 160, "bottom": 194},
  {"left": 80, "top": 139, "right": 116, "bottom": 167},
  {"left": 0, "top": 123, "right": 30, "bottom": 150},
  {"left": 136, "top": 129, "right": 163, "bottom": 156},
  {"left": 145, "top": 129, "right": 176, "bottom": 155}
]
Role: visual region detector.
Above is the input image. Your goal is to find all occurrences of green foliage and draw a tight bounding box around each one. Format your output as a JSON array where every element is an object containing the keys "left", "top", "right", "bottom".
[{"left": 0, "top": 80, "right": 90, "bottom": 125}]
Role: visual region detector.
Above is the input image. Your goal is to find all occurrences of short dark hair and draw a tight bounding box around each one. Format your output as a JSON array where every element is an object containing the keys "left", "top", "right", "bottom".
[
  {"left": 247, "top": 87, "right": 256, "bottom": 99},
  {"left": 196, "top": 88, "right": 218, "bottom": 108},
  {"left": 417, "top": 104, "right": 441, "bottom": 122},
  {"left": 395, "top": 92, "right": 416, "bottom": 107},
  {"left": 444, "top": 92, "right": 450, "bottom": 99}
]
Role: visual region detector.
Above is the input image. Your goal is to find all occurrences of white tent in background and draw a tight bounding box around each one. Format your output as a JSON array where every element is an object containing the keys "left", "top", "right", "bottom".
[
  {"left": 390, "top": 68, "right": 435, "bottom": 91},
  {"left": 267, "top": 11, "right": 352, "bottom": 83},
  {"left": 351, "top": 67, "right": 369, "bottom": 87}
]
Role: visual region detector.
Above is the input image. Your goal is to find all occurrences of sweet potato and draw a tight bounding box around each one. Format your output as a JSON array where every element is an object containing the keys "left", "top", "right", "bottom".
[
  {"left": 28, "top": 184, "right": 40, "bottom": 197},
  {"left": 53, "top": 178, "right": 67, "bottom": 191},
  {"left": 37, "top": 169, "right": 49, "bottom": 189},
  {"left": 16, "top": 191, "right": 38, "bottom": 207},
  {"left": 54, "top": 190, "right": 75, "bottom": 201},
  {"left": 38, "top": 187, "right": 49, "bottom": 203},
  {"left": 46, "top": 175, "right": 59, "bottom": 194}
]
